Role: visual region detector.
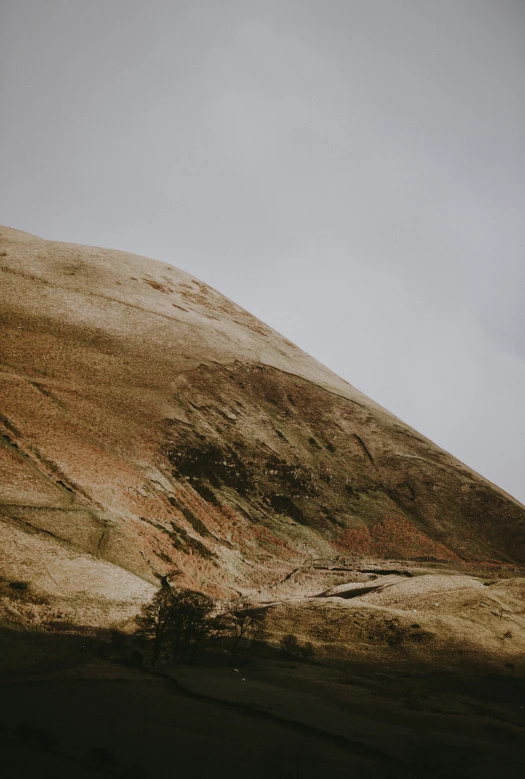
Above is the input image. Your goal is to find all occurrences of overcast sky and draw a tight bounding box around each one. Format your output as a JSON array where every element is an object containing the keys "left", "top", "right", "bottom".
[{"left": 1, "top": 1, "right": 524, "bottom": 503}]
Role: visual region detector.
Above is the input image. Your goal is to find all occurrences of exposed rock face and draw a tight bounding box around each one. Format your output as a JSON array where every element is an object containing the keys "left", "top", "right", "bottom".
[{"left": 1, "top": 226, "right": 525, "bottom": 626}]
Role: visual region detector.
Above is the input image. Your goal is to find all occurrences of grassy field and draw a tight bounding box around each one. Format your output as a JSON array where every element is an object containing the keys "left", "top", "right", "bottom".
[{"left": 1, "top": 627, "right": 525, "bottom": 778}]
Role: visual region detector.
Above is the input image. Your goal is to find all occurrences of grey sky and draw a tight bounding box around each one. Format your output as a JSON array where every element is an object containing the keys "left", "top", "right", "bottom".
[{"left": 1, "top": 1, "right": 524, "bottom": 502}]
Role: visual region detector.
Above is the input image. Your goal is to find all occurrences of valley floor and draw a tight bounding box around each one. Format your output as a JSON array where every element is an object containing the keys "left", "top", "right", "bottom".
[{"left": 1, "top": 630, "right": 525, "bottom": 778}]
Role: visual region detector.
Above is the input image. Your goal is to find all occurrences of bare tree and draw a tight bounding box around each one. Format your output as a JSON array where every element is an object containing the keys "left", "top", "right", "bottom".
[
  {"left": 135, "top": 580, "right": 176, "bottom": 663},
  {"left": 223, "top": 600, "right": 265, "bottom": 663}
]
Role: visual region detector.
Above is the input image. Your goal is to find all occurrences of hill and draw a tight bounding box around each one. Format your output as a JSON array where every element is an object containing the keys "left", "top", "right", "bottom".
[{"left": 1, "top": 225, "right": 525, "bottom": 633}]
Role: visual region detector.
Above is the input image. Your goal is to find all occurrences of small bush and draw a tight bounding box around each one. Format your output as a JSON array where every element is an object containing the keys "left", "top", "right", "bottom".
[
  {"left": 302, "top": 641, "right": 315, "bottom": 660},
  {"left": 9, "top": 581, "right": 28, "bottom": 591},
  {"left": 280, "top": 634, "right": 315, "bottom": 661},
  {"left": 270, "top": 494, "right": 307, "bottom": 525},
  {"left": 193, "top": 482, "right": 220, "bottom": 506},
  {"left": 280, "top": 634, "right": 300, "bottom": 656}
]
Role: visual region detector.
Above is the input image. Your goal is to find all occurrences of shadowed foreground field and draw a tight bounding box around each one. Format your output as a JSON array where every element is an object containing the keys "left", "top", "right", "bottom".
[{"left": 1, "top": 629, "right": 525, "bottom": 779}]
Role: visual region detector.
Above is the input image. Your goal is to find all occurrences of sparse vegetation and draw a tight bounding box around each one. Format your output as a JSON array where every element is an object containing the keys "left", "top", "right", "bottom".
[
  {"left": 135, "top": 582, "right": 177, "bottom": 663},
  {"left": 279, "top": 634, "right": 315, "bottom": 661},
  {"left": 265, "top": 454, "right": 316, "bottom": 495},
  {"left": 135, "top": 584, "right": 264, "bottom": 664},
  {"left": 223, "top": 599, "right": 266, "bottom": 663},
  {"left": 168, "top": 496, "right": 214, "bottom": 536},
  {"left": 169, "top": 522, "right": 215, "bottom": 559},
  {"left": 270, "top": 493, "right": 308, "bottom": 524},
  {"left": 9, "top": 581, "right": 28, "bottom": 591},
  {"left": 140, "top": 514, "right": 215, "bottom": 559},
  {"left": 167, "top": 440, "right": 253, "bottom": 494},
  {"left": 167, "top": 589, "right": 218, "bottom": 663},
  {"left": 192, "top": 481, "right": 220, "bottom": 506}
]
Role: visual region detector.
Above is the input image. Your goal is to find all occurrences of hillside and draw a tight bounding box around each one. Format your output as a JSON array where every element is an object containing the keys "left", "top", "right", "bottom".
[{"left": 1, "top": 225, "right": 525, "bottom": 632}]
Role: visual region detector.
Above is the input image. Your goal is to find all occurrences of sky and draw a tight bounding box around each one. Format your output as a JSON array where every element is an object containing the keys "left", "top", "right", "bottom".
[{"left": 1, "top": 1, "right": 524, "bottom": 503}]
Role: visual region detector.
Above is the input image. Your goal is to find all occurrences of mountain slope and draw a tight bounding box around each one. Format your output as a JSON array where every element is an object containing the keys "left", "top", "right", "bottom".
[{"left": 1, "top": 226, "right": 524, "bottom": 626}]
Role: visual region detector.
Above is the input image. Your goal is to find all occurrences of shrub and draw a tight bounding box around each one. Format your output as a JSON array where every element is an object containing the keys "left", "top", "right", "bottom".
[
  {"left": 280, "top": 634, "right": 300, "bottom": 656},
  {"left": 302, "top": 641, "right": 315, "bottom": 660},
  {"left": 269, "top": 493, "right": 307, "bottom": 524},
  {"left": 192, "top": 482, "right": 220, "bottom": 506},
  {"left": 9, "top": 581, "right": 28, "bottom": 591},
  {"left": 279, "top": 634, "right": 315, "bottom": 661},
  {"left": 222, "top": 600, "right": 266, "bottom": 662}
]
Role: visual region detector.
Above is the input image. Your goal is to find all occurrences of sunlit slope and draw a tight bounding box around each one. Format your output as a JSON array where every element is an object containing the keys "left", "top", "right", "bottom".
[{"left": 1, "top": 226, "right": 524, "bottom": 624}]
